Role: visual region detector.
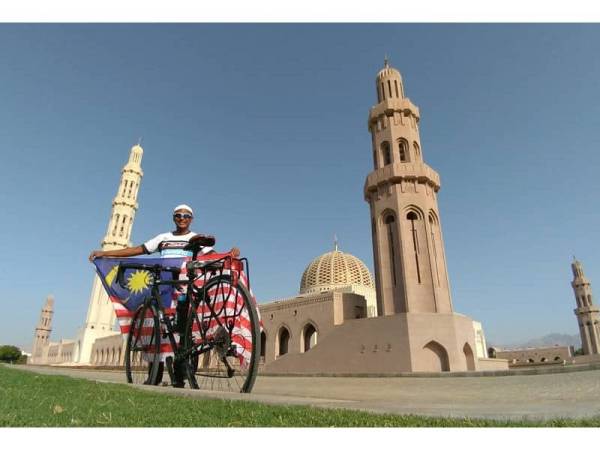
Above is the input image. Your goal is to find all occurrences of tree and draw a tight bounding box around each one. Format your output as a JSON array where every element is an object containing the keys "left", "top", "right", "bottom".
[{"left": 0, "top": 345, "right": 23, "bottom": 363}]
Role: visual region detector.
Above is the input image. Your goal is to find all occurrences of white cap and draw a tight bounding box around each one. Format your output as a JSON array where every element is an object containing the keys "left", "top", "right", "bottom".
[{"left": 173, "top": 204, "right": 194, "bottom": 216}]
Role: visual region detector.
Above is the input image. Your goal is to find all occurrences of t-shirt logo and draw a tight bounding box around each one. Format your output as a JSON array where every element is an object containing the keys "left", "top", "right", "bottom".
[{"left": 158, "top": 241, "right": 192, "bottom": 257}]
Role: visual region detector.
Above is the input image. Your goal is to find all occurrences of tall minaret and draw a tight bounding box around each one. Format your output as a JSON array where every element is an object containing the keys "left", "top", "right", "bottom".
[
  {"left": 30, "top": 295, "right": 54, "bottom": 364},
  {"left": 571, "top": 259, "right": 600, "bottom": 355},
  {"left": 74, "top": 143, "right": 144, "bottom": 364},
  {"left": 364, "top": 59, "right": 453, "bottom": 316}
]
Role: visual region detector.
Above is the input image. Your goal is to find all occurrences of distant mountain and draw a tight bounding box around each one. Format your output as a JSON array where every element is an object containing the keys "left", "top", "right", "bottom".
[{"left": 491, "top": 333, "right": 581, "bottom": 350}]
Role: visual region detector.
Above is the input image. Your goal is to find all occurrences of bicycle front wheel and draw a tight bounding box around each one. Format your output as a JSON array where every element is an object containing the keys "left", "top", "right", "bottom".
[
  {"left": 125, "top": 303, "right": 160, "bottom": 385},
  {"left": 187, "top": 275, "right": 260, "bottom": 393}
]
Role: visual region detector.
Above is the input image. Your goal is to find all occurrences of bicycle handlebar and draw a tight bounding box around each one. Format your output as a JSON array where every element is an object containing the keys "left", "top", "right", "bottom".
[{"left": 114, "top": 252, "right": 245, "bottom": 290}]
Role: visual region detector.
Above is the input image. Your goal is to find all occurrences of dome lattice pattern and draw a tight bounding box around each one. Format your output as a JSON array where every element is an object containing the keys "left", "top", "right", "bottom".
[{"left": 300, "top": 250, "right": 374, "bottom": 295}]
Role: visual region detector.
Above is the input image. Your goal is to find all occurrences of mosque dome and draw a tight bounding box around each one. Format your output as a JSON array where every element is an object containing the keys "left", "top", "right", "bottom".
[{"left": 300, "top": 245, "right": 375, "bottom": 295}]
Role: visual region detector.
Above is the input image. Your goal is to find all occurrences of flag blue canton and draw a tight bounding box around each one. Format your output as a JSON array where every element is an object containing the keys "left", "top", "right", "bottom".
[{"left": 93, "top": 257, "right": 185, "bottom": 311}]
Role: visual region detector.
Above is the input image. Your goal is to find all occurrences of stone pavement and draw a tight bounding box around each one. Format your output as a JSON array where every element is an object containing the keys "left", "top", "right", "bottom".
[{"left": 11, "top": 365, "right": 600, "bottom": 421}]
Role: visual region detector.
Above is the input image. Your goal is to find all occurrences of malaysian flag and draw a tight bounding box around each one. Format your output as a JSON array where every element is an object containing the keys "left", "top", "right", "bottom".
[{"left": 93, "top": 253, "right": 260, "bottom": 368}]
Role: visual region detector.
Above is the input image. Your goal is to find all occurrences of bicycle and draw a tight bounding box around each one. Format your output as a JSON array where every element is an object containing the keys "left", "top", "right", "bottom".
[{"left": 117, "top": 235, "right": 261, "bottom": 393}]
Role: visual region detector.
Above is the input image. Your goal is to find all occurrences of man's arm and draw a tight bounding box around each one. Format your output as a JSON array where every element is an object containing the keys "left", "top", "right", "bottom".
[{"left": 88, "top": 245, "right": 146, "bottom": 262}]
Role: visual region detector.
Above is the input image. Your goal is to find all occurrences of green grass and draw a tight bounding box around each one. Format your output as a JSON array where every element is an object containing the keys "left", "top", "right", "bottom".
[{"left": 1, "top": 365, "right": 599, "bottom": 427}]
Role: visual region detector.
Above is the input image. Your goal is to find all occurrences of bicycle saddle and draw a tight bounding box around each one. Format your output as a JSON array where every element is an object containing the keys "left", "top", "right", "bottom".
[{"left": 183, "top": 234, "right": 216, "bottom": 253}]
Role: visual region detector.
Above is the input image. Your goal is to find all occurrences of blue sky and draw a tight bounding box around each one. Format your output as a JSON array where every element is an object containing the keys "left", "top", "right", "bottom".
[{"left": 2, "top": 24, "right": 600, "bottom": 351}]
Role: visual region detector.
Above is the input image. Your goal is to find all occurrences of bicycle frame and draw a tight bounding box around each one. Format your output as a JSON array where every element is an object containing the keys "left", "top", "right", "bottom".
[{"left": 116, "top": 253, "right": 249, "bottom": 383}]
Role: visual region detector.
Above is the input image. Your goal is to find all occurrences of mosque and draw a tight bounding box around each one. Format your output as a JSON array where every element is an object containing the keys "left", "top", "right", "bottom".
[{"left": 31, "top": 60, "right": 526, "bottom": 372}]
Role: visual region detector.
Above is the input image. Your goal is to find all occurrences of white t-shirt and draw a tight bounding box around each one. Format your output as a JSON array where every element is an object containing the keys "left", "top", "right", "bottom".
[{"left": 142, "top": 231, "right": 214, "bottom": 258}]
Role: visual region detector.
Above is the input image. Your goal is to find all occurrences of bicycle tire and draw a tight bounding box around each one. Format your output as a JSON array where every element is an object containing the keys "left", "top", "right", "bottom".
[
  {"left": 186, "top": 275, "right": 260, "bottom": 393},
  {"left": 125, "top": 302, "right": 161, "bottom": 385}
]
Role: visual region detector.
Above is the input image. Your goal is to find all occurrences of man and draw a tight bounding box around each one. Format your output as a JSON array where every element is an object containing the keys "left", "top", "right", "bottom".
[
  {"left": 89, "top": 204, "right": 239, "bottom": 387},
  {"left": 89, "top": 204, "right": 218, "bottom": 260}
]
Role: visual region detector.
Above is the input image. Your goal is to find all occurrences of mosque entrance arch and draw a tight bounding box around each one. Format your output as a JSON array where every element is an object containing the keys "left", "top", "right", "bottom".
[
  {"left": 302, "top": 323, "right": 318, "bottom": 352},
  {"left": 463, "top": 342, "right": 475, "bottom": 371},
  {"left": 276, "top": 326, "right": 290, "bottom": 358},
  {"left": 260, "top": 331, "right": 266, "bottom": 362},
  {"left": 422, "top": 340, "right": 450, "bottom": 372}
]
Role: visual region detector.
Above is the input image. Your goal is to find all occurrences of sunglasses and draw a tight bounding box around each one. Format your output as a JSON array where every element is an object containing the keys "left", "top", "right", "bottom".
[{"left": 173, "top": 213, "right": 193, "bottom": 220}]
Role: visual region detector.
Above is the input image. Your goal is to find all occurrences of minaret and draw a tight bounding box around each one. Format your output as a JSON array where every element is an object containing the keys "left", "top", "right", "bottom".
[
  {"left": 101, "top": 143, "right": 144, "bottom": 249},
  {"left": 31, "top": 295, "right": 54, "bottom": 364},
  {"left": 571, "top": 259, "right": 600, "bottom": 355},
  {"left": 364, "top": 59, "right": 453, "bottom": 316},
  {"left": 74, "top": 143, "right": 143, "bottom": 364}
]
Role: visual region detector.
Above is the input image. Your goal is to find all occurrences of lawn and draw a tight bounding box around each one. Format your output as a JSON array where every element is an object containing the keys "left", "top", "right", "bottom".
[{"left": 1, "top": 365, "right": 598, "bottom": 427}]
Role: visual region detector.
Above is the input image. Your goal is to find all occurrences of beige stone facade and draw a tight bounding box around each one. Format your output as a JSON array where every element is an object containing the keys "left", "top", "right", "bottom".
[
  {"left": 90, "top": 334, "right": 126, "bottom": 367},
  {"left": 493, "top": 346, "right": 573, "bottom": 367},
  {"left": 259, "top": 291, "right": 367, "bottom": 367}
]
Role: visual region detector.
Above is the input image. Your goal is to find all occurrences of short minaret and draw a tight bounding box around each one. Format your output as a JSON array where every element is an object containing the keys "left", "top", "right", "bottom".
[
  {"left": 74, "top": 143, "right": 144, "bottom": 364},
  {"left": 364, "top": 59, "right": 453, "bottom": 316},
  {"left": 31, "top": 295, "right": 54, "bottom": 364},
  {"left": 571, "top": 258, "right": 600, "bottom": 355}
]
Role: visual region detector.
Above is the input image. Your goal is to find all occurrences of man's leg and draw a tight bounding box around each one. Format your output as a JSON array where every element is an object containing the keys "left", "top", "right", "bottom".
[{"left": 172, "top": 297, "right": 189, "bottom": 388}]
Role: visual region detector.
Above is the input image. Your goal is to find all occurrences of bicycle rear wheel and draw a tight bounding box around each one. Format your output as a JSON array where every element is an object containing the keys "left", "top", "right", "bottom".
[
  {"left": 125, "top": 303, "right": 160, "bottom": 385},
  {"left": 186, "top": 275, "right": 260, "bottom": 393}
]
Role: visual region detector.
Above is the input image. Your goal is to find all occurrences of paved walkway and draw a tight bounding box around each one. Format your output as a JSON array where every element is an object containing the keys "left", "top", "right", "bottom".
[{"left": 12, "top": 365, "right": 600, "bottom": 421}]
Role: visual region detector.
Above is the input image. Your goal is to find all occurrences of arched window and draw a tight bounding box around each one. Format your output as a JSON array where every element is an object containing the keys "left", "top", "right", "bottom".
[
  {"left": 112, "top": 214, "right": 120, "bottom": 236},
  {"left": 429, "top": 213, "right": 441, "bottom": 287},
  {"left": 302, "top": 323, "right": 318, "bottom": 352},
  {"left": 398, "top": 140, "right": 408, "bottom": 162},
  {"left": 119, "top": 215, "right": 127, "bottom": 237},
  {"left": 260, "top": 332, "right": 266, "bottom": 361},
  {"left": 588, "top": 295, "right": 593, "bottom": 306},
  {"left": 384, "top": 214, "right": 397, "bottom": 286},
  {"left": 406, "top": 211, "right": 422, "bottom": 283},
  {"left": 277, "top": 327, "right": 290, "bottom": 357},
  {"left": 394, "top": 80, "right": 399, "bottom": 98},
  {"left": 381, "top": 142, "right": 391, "bottom": 166},
  {"left": 413, "top": 142, "right": 421, "bottom": 159},
  {"left": 528, "top": 358, "right": 534, "bottom": 363},
  {"left": 126, "top": 217, "right": 133, "bottom": 240}
]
